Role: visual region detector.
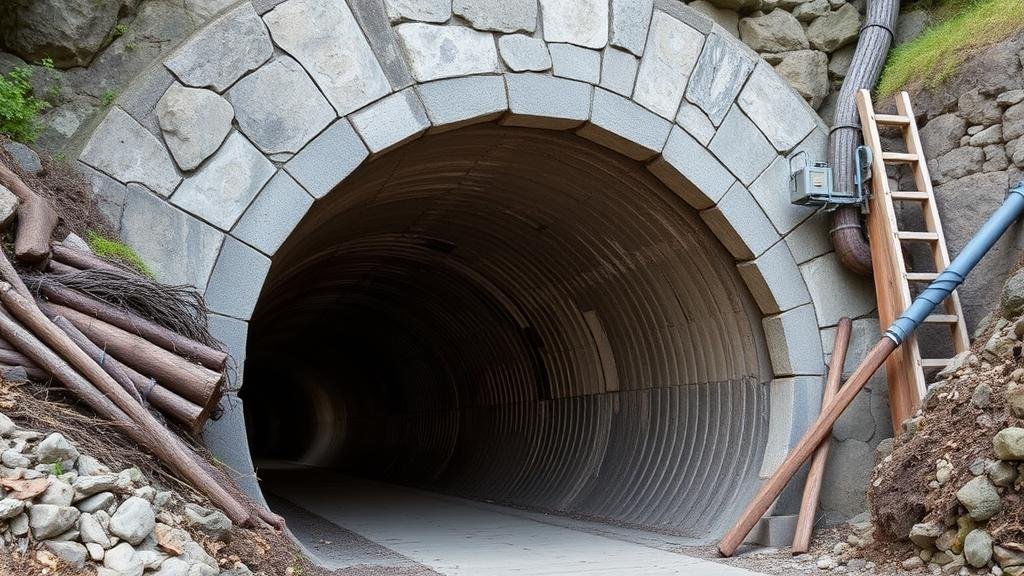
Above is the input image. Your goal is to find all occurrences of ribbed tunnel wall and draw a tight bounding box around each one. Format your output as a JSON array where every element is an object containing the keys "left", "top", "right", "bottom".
[{"left": 244, "top": 124, "right": 773, "bottom": 539}]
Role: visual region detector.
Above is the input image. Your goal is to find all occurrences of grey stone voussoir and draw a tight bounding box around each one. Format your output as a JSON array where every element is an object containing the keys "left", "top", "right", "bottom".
[
  {"left": 737, "top": 239, "right": 812, "bottom": 314},
  {"left": 738, "top": 62, "right": 817, "bottom": 153},
  {"left": 540, "top": 0, "right": 609, "bottom": 49},
  {"left": 709, "top": 105, "right": 776, "bottom": 185},
  {"left": 503, "top": 73, "right": 594, "bottom": 130},
  {"left": 550, "top": 44, "right": 602, "bottom": 84},
  {"left": 350, "top": 88, "right": 431, "bottom": 154},
  {"left": 800, "top": 252, "right": 877, "bottom": 327},
  {"left": 763, "top": 303, "right": 826, "bottom": 376},
  {"left": 349, "top": 0, "right": 416, "bottom": 91},
  {"left": 395, "top": 23, "right": 501, "bottom": 82},
  {"left": 416, "top": 76, "right": 509, "bottom": 133},
  {"left": 80, "top": 107, "right": 181, "bottom": 197},
  {"left": 156, "top": 84, "right": 234, "bottom": 172},
  {"left": 676, "top": 101, "right": 717, "bottom": 145},
  {"left": 205, "top": 237, "right": 271, "bottom": 320},
  {"left": 749, "top": 155, "right": 817, "bottom": 235},
  {"left": 701, "top": 181, "right": 780, "bottom": 261},
  {"left": 284, "top": 119, "right": 368, "bottom": 199},
  {"left": 686, "top": 33, "right": 755, "bottom": 126},
  {"left": 577, "top": 88, "right": 672, "bottom": 161},
  {"left": 599, "top": 47, "right": 639, "bottom": 97},
  {"left": 227, "top": 56, "right": 335, "bottom": 155},
  {"left": 498, "top": 34, "right": 552, "bottom": 72},
  {"left": 77, "top": 163, "right": 128, "bottom": 231},
  {"left": 610, "top": 0, "right": 655, "bottom": 56},
  {"left": 633, "top": 11, "right": 706, "bottom": 120},
  {"left": 265, "top": 0, "right": 391, "bottom": 116},
  {"left": 384, "top": 0, "right": 451, "bottom": 23},
  {"left": 454, "top": 0, "right": 537, "bottom": 33},
  {"left": 232, "top": 170, "right": 314, "bottom": 257},
  {"left": 164, "top": 3, "right": 273, "bottom": 92},
  {"left": 649, "top": 125, "right": 734, "bottom": 209},
  {"left": 208, "top": 314, "right": 249, "bottom": 391},
  {"left": 171, "top": 132, "right": 275, "bottom": 231}
]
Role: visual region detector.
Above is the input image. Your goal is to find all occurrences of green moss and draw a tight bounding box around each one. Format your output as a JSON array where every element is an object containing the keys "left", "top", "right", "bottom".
[
  {"left": 876, "top": 0, "right": 1024, "bottom": 99},
  {"left": 0, "top": 66, "right": 50, "bottom": 142},
  {"left": 86, "top": 231, "right": 154, "bottom": 278}
]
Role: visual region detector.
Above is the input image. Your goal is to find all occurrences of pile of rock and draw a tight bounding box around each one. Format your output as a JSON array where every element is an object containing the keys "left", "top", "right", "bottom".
[{"left": 0, "top": 410, "right": 253, "bottom": 576}]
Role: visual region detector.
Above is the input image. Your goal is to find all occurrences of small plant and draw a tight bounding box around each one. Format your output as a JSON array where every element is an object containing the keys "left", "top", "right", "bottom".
[
  {"left": 0, "top": 66, "right": 50, "bottom": 142},
  {"left": 100, "top": 89, "right": 116, "bottom": 107},
  {"left": 38, "top": 57, "right": 54, "bottom": 70},
  {"left": 125, "top": 41, "right": 136, "bottom": 51},
  {"left": 86, "top": 231, "right": 154, "bottom": 278},
  {"left": 112, "top": 23, "right": 128, "bottom": 38},
  {"left": 50, "top": 462, "right": 63, "bottom": 476}
]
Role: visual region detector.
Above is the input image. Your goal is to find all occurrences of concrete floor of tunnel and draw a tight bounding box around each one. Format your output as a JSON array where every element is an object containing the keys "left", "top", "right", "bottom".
[{"left": 258, "top": 463, "right": 768, "bottom": 576}]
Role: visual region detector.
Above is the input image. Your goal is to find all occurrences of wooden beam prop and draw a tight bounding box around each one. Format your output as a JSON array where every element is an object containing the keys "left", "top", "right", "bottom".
[
  {"left": 0, "top": 163, "right": 58, "bottom": 263},
  {"left": 51, "top": 243, "right": 135, "bottom": 276}
]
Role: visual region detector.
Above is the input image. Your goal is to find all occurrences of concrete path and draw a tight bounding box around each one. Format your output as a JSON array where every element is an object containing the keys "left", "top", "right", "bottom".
[{"left": 262, "top": 468, "right": 767, "bottom": 576}]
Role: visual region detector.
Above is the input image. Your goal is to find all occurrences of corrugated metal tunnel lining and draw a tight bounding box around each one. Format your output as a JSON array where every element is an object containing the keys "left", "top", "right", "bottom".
[{"left": 243, "top": 124, "right": 773, "bottom": 540}]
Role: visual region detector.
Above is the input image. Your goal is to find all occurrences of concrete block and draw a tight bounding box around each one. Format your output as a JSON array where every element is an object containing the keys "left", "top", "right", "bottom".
[
  {"left": 79, "top": 107, "right": 181, "bottom": 197},
  {"left": 599, "top": 47, "right": 638, "bottom": 97},
  {"left": 675, "top": 100, "right": 716, "bottom": 145},
  {"left": 737, "top": 240, "right": 811, "bottom": 314},
  {"left": 763, "top": 304, "right": 826, "bottom": 376},
  {"left": 737, "top": 62, "right": 817, "bottom": 152},
  {"left": 207, "top": 314, "right": 248, "bottom": 391},
  {"left": 708, "top": 105, "right": 775, "bottom": 185},
  {"left": 685, "top": 33, "right": 755, "bottom": 125},
  {"left": 749, "top": 155, "right": 816, "bottom": 235},
  {"left": 417, "top": 75, "right": 508, "bottom": 133},
  {"left": 633, "top": 11, "right": 705, "bottom": 119},
  {"left": 350, "top": 0, "right": 416, "bottom": 90},
  {"left": 285, "top": 120, "right": 368, "bottom": 199},
  {"left": 550, "top": 44, "right": 601, "bottom": 84},
  {"left": 799, "top": 252, "right": 877, "bottom": 327},
  {"left": 164, "top": 3, "right": 272, "bottom": 92},
  {"left": 231, "top": 170, "right": 313, "bottom": 256},
  {"left": 760, "top": 376, "right": 823, "bottom": 476},
  {"left": 502, "top": 73, "right": 593, "bottom": 129},
  {"left": 648, "top": 125, "right": 734, "bottom": 209},
  {"left": 395, "top": 23, "right": 500, "bottom": 82},
  {"left": 498, "top": 34, "right": 551, "bottom": 72},
  {"left": 350, "top": 88, "right": 430, "bottom": 154},
  {"left": 540, "top": 0, "right": 609, "bottom": 49},
  {"left": 202, "top": 394, "right": 267, "bottom": 508},
  {"left": 576, "top": 89, "right": 672, "bottom": 161},
  {"left": 610, "top": 0, "right": 654, "bottom": 55},
  {"left": 700, "top": 181, "right": 779, "bottom": 260},
  {"left": 119, "top": 66, "right": 175, "bottom": 137},
  {"left": 785, "top": 210, "right": 832, "bottom": 265},
  {"left": 204, "top": 236, "right": 271, "bottom": 320}
]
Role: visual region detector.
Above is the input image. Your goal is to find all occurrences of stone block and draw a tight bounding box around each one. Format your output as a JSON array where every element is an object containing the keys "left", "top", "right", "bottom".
[
  {"left": 80, "top": 107, "right": 181, "bottom": 197},
  {"left": 498, "top": 34, "right": 552, "bottom": 72},
  {"left": 171, "top": 132, "right": 276, "bottom": 230},
  {"left": 350, "top": 88, "right": 430, "bottom": 154},
  {"left": 265, "top": 0, "right": 390, "bottom": 116},
  {"left": 115, "top": 61, "right": 176, "bottom": 137},
  {"left": 688, "top": 1, "right": 739, "bottom": 38},
  {"left": 284, "top": 120, "right": 368, "bottom": 199},
  {"left": 205, "top": 237, "right": 271, "bottom": 320},
  {"left": 709, "top": 105, "right": 776, "bottom": 185},
  {"left": 785, "top": 210, "right": 832, "bottom": 265},
  {"left": 395, "top": 23, "right": 500, "bottom": 82},
  {"left": 701, "top": 182, "right": 780, "bottom": 260},
  {"left": 633, "top": 11, "right": 705, "bottom": 119},
  {"left": 350, "top": 0, "right": 416, "bottom": 91},
  {"left": 737, "top": 240, "right": 811, "bottom": 314},
  {"left": 648, "top": 125, "right": 734, "bottom": 209},
  {"left": 610, "top": 0, "right": 654, "bottom": 55},
  {"left": 76, "top": 162, "right": 127, "bottom": 231},
  {"left": 540, "top": 0, "right": 609, "bottom": 49},
  {"left": 799, "top": 252, "right": 877, "bottom": 327},
  {"left": 207, "top": 314, "right": 248, "bottom": 391},
  {"left": 453, "top": 0, "right": 536, "bottom": 33},
  {"left": 759, "top": 376, "right": 823, "bottom": 477},
  {"left": 502, "top": 73, "right": 593, "bottom": 129},
  {"left": 763, "top": 304, "right": 826, "bottom": 376},
  {"left": 821, "top": 438, "right": 873, "bottom": 517},
  {"left": 232, "top": 170, "right": 313, "bottom": 256},
  {"left": 164, "top": 3, "right": 272, "bottom": 92},
  {"left": 599, "top": 47, "right": 638, "bottom": 97},
  {"left": 675, "top": 101, "right": 716, "bottom": 145},
  {"left": 384, "top": 0, "right": 450, "bottom": 23},
  {"left": 156, "top": 84, "right": 234, "bottom": 171},
  {"left": 226, "top": 56, "right": 335, "bottom": 155},
  {"left": 550, "top": 44, "right": 601, "bottom": 84},
  {"left": 417, "top": 75, "right": 508, "bottom": 132},
  {"left": 202, "top": 394, "right": 267, "bottom": 508},
  {"left": 749, "top": 155, "right": 816, "bottom": 235},
  {"left": 820, "top": 317, "right": 881, "bottom": 375},
  {"left": 577, "top": 89, "right": 672, "bottom": 161},
  {"left": 737, "top": 63, "right": 817, "bottom": 153},
  {"left": 653, "top": 0, "right": 713, "bottom": 34},
  {"left": 685, "top": 33, "right": 755, "bottom": 125},
  {"left": 120, "top": 185, "right": 223, "bottom": 288}
]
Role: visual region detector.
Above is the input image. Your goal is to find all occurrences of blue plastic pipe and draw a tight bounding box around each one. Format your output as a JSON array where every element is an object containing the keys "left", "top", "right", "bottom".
[{"left": 886, "top": 180, "right": 1024, "bottom": 344}]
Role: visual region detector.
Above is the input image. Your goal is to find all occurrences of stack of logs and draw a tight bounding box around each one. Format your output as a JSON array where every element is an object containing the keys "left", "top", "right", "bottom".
[{"left": 0, "top": 161, "right": 282, "bottom": 529}]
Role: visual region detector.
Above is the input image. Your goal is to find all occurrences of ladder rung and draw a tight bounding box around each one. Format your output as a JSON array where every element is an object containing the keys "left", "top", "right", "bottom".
[
  {"left": 875, "top": 114, "right": 911, "bottom": 126},
  {"left": 891, "top": 191, "right": 930, "bottom": 201},
  {"left": 881, "top": 152, "right": 919, "bottom": 163},
  {"left": 921, "top": 358, "right": 953, "bottom": 369},
  {"left": 906, "top": 272, "right": 938, "bottom": 282},
  {"left": 924, "top": 314, "right": 959, "bottom": 324},
  {"left": 896, "top": 231, "right": 939, "bottom": 242}
]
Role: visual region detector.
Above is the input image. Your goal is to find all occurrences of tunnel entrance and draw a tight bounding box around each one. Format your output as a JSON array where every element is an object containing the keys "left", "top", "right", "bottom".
[{"left": 242, "top": 123, "right": 773, "bottom": 541}]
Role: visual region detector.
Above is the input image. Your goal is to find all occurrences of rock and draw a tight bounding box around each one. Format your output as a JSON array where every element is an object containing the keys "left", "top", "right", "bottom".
[
  {"left": 75, "top": 455, "right": 110, "bottom": 476},
  {"left": 1007, "top": 382, "right": 1024, "bottom": 417},
  {"left": 0, "top": 0, "right": 121, "bottom": 67},
  {"left": 936, "top": 459, "right": 953, "bottom": 485},
  {"left": 184, "top": 503, "right": 232, "bottom": 541},
  {"left": 497, "top": 34, "right": 551, "bottom": 72},
  {"left": 688, "top": 1, "right": 739, "bottom": 37},
  {"left": 538, "top": 0, "right": 609, "bottom": 49},
  {"left": 0, "top": 497, "right": 24, "bottom": 520},
  {"left": 152, "top": 557, "right": 189, "bottom": 576},
  {"left": 896, "top": 10, "right": 930, "bottom": 44},
  {"left": 383, "top": 0, "right": 451, "bottom": 23},
  {"left": 136, "top": 549, "right": 168, "bottom": 569},
  {"left": 80, "top": 107, "right": 182, "bottom": 197},
  {"left": 1006, "top": 102, "right": 1024, "bottom": 141},
  {"left": 995, "top": 545, "right": 1024, "bottom": 567},
  {"left": 395, "top": 22, "right": 501, "bottom": 82},
  {"left": 738, "top": 10, "right": 808, "bottom": 53},
  {"left": 109, "top": 496, "right": 156, "bottom": 546},
  {"left": 903, "top": 556, "right": 925, "bottom": 570},
  {"left": 970, "top": 124, "right": 1003, "bottom": 147},
  {"left": 1, "top": 448, "right": 29, "bottom": 468},
  {"left": 1, "top": 140, "right": 42, "bottom": 175},
  {"left": 964, "top": 529, "right": 993, "bottom": 568},
  {"left": 936, "top": 528, "right": 958, "bottom": 551},
  {"left": 181, "top": 541, "right": 217, "bottom": 569},
  {"left": 77, "top": 491, "right": 116, "bottom": 513},
  {"left": 920, "top": 114, "right": 968, "bottom": 160},
  {"left": 995, "top": 427, "right": 1024, "bottom": 459},
  {"left": 772, "top": 50, "right": 828, "bottom": 109},
  {"left": 39, "top": 479, "right": 74, "bottom": 506},
  {"left": 73, "top": 474, "right": 121, "bottom": 499},
  {"left": 934, "top": 147, "right": 984, "bottom": 184},
  {"left": 164, "top": 4, "right": 272, "bottom": 92},
  {"left": 828, "top": 45, "right": 854, "bottom": 80},
  {"left": 806, "top": 4, "right": 860, "bottom": 52},
  {"left": 44, "top": 541, "right": 87, "bottom": 568},
  {"left": 104, "top": 542, "right": 144, "bottom": 576},
  {"left": 453, "top": 0, "right": 537, "bottom": 33},
  {"left": 154, "top": 523, "right": 190, "bottom": 555},
  {"left": 956, "top": 477, "right": 1001, "bottom": 521},
  {"left": 227, "top": 56, "right": 334, "bottom": 155},
  {"left": 1004, "top": 269, "right": 1024, "bottom": 316},
  {"left": 971, "top": 382, "right": 992, "bottom": 408},
  {"left": 80, "top": 512, "right": 112, "bottom": 548},
  {"left": 156, "top": 84, "right": 234, "bottom": 171},
  {"left": 959, "top": 90, "right": 1003, "bottom": 126},
  {"left": 910, "top": 521, "right": 945, "bottom": 548},
  {"left": 0, "top": 412, "right": 14, "bottom": 436},
  {"left": 134, "top": 485, "right": 156, "bottom": 502},
  {"left": 29, "top": 504, "right": 80, "bottom": 539},
  {"left": 86, "top": 542, "right": 105, "bottom": 561},
  {"left": 35, "top": 433, "right": 78, "bottom": 466},
  {"left": 817, "top": 555, "right": 836, "bottom": 569},
  {"left": 999, "top": 90, "right": 1024, "bottom": 107},
  {"left": 988, "top": 460, "right": 1018, "bottom": 487},
  {"left": 792, "top": 0, "right": 829, "bottom": 22}
]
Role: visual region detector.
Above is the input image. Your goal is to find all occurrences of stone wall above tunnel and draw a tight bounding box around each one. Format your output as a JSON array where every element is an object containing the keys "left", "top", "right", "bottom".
[{"left": 75, "top": 0, "right": 882, "bottom": 529}]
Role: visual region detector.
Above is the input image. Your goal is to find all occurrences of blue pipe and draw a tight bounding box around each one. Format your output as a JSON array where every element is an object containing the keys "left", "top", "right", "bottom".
[{"left": 886, "top": 181, "right": 1024, "bottom": 344}]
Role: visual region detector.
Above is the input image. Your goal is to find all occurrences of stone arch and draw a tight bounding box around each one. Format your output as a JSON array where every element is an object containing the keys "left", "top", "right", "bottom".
[{"left": 74, "top": 0, "right": 878, "bottom": 539}]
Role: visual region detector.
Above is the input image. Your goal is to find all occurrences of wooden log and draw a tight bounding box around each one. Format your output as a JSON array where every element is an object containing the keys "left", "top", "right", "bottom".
[
  {"left": 792, "top": 317, "right": 853, "bottom": 554},
  {"left": 51, "top": 243, "right": 134, "bottom": 276},
  {"left": 718, "top": 337, "right": 898, "bottom": 557},
  {"left": 50, "top": 314, "right": 143, "bottom": 405},
  {"left": 0, "top": 163, "right": 58, "bottom": 263},
  {"left": 0, "top": 280, "right": 256, "bottom": 526},
  {"left": 47, "top": 260, "right": 80, "bottom": 275},
  {"left": 38, "top": 282, "right": 227, "bottom": 370},
  {"left": 48, "top": 303, "right": 223, "bottom": 407},
  {"left": 0, "top": 358, "right": 47, "bottom": 380}
]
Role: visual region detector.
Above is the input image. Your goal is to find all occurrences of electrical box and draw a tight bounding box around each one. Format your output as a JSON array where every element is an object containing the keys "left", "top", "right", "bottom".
[{"left": 789, "top": 149, "right": 868, "bottom": 208}]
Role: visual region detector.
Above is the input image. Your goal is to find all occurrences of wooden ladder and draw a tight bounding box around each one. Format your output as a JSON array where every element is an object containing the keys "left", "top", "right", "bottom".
[{"left": 856, "top": 89, "right": 971, "bottom": 426}]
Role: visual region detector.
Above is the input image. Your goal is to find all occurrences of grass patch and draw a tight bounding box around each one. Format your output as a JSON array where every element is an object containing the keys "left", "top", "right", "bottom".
[
  {"left": 85, "top": 231, "right": 154, "bottom": 278},
  {"left": 876, "top": 0, "right": 1024, "bottom": 99}
]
